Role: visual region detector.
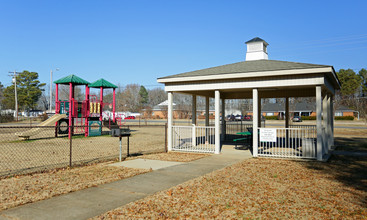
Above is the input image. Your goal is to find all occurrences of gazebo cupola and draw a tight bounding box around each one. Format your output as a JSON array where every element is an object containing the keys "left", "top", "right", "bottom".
[{"left": 245, "top": 37, "right": 269, "bottom": 61}]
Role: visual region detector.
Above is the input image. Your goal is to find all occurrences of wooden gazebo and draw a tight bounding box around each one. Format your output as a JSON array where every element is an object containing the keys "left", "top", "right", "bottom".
[{"left": 158, "top": 38, "right": 340, "bottom": 161}]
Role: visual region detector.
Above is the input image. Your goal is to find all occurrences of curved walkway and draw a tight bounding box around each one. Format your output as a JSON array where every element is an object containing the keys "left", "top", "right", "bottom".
[{"left": 0, "top": 146, "right": 252, "bottom": 220}]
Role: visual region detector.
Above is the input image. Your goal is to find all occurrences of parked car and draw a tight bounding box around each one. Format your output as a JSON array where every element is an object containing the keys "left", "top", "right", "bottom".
[
  {"left": 125, "top": 116, "right": 136, "bottom": 120},
  {"left": 227, "top": 115, "right": 235, "bottom": 121},
  {"left": 235, "top": 114, "right": 242, "bottom": 121},
  {"left": 243, "top": 115, "right": 252, "bottom": 121},
  {"left": 292, "top": 116, "right": 302, "bottom": 122}
]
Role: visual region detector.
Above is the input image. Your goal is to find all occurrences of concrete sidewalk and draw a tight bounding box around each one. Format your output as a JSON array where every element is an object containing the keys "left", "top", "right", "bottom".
[{"left": 0, "top": 146, "right": 252, "bottom": 220}]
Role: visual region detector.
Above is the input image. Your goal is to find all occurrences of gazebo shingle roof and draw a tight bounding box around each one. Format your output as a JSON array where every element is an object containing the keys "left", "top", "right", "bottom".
[{"left": 158, "top": 60, "right": 332, "bottom": 80}]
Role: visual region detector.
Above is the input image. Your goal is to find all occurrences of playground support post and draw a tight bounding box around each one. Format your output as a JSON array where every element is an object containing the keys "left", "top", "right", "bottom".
[
  {"left": 68, "top": 83, "right": 73, "bottom": 139},
  {"left": 113, "top": 88, "right": 116, "bottom": 123},
  {"left": 100, "top": 87, "right": 103, "bottom": 122},
  {"left": 85, "top": 86, "right": 90, "bottom": 137},
  {"left": 55, "top": 83, "right": 59, "bottom": 138}
]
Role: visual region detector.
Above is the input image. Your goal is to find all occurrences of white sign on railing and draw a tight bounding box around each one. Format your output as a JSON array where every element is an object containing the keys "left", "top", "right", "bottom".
[{"left": 260, "top": 128, "right": 277, "bottom": 142}]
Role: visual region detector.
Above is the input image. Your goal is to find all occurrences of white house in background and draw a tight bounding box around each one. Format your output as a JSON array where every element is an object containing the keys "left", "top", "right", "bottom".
[{"left": 158, "top": 37, "right": 340, "bottom": 161}]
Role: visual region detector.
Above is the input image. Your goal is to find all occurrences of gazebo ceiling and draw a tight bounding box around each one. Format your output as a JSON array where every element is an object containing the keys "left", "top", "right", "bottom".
[{"left": 176, "top": 86, "right": 320, "bottom": 99}]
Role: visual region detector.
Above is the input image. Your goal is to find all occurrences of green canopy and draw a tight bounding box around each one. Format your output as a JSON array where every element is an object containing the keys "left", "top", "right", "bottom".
[
  {"left": 54, "top": 74, "right": 90, "bottom": 85},
  {"left": 89, "top": 78, "right": 118, "bottom": 88}
]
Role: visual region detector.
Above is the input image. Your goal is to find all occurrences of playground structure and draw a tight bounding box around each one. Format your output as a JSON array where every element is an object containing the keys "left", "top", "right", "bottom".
[{"left": 53, "top": 74, "right": 120, "bottom": 139}]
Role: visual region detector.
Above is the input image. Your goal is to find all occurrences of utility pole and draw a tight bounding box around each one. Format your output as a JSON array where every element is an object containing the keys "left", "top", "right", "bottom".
[{"left": 8, "top": 71, "right": 21, "bottom": 121}]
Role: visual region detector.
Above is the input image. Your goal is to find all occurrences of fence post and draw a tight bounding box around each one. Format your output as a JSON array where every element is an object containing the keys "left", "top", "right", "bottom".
[
  {"left": 69, "top": 125, "right": 72, "bottom": 167},
  {"left": 127, "top": 136, "right": 130, "bottom": 157},
  {"left": 119, "top": 136, "right": 122, "bottom": 162}
]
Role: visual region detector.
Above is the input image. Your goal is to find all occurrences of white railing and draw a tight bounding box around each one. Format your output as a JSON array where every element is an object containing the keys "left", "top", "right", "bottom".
[
  {"left": 289, "top": 124, "right": 316, "bottom": 132},
  {"left": 258, "top": 128, "right": 317, "bottom": 159},
  {"left": 172, "top": 125, "right": 215, "bottom": 153}
]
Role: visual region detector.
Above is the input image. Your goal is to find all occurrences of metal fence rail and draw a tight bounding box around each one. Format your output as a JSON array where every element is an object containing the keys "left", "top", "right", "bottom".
[
  {"left": 258, "top": 127, "right": 317, "bottom": 159},
  {"left": 0, "top": 125, "right": 166, "bottom": 178},
  {"left": 172, "top": 125, "right": 215, "bottom": 153}
]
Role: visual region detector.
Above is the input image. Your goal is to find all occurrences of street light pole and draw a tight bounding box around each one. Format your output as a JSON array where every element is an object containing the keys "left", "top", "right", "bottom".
[
  {"left": 8, "top": 71, "right": 21, "bottom": 121},
  {"left": 49, "top": 68, "right": 59, "bottom": 113}
]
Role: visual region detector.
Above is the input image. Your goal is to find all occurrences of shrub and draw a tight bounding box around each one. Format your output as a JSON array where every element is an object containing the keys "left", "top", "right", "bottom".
[
  {"left": 335, "top": 116, "right": 354, "bottom": 120},
  {"left": 39, "top": 113, "right": 49, "bottom": 121},
  {"left": 301, "top": 116, "right": 316, "bottom": 120},
  {"left": 265, "top": 116, "right": 278, "bottom": 120},
  {"left": 0, "top": 114, "right": 14, "bottom": 123}
]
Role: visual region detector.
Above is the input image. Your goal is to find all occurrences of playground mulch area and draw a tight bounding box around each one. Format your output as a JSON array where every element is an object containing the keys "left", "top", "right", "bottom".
[
  {"left": 94, "top": 156, "right": 367, "bottom": 219},
  {"left": 0, "top": 152, "right": 208, "bottom": 211}
]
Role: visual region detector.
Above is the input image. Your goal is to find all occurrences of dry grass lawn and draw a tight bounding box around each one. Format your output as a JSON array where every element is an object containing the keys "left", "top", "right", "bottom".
[
  {"left": 94, "top": 156, "right": 367, "bottom": 219},
  {"left": 0, "top": 126, "right": 166, "bottom": 177},
  {"left": 0, "top": 152, "right": 208, "bottom": 211},
  {"left": 93, "top": 128, "right": 367, "bottom": 219}
]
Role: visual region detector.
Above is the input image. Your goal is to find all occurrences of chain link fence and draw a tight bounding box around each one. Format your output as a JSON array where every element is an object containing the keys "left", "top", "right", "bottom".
[{"left": 0, "top": 125, "right": 166, "bottom": 178}]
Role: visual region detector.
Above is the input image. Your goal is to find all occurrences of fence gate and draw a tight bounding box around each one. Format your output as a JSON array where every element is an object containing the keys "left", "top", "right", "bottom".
[{"left": 172, "top": 125, "right": 215, "bottom": 153}]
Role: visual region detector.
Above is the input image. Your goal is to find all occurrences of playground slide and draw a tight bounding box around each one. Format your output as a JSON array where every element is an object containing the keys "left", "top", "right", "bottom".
[{"left": 16, "top": 114, "right": 67, "bottom": 138}]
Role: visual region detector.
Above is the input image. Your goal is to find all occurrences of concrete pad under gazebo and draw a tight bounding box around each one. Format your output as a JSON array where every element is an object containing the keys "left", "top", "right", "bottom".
[{"left": 157, "top": 37, "right": 341, "bottom": 161}]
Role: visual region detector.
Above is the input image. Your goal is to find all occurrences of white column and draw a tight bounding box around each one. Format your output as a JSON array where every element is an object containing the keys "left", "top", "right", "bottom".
[
  {"left": 327, "top": 95, "right": 333, "bottom": 150},
  {"left": 285, "top": 97, "right": 289, "bottom": 128},
  {"left": 215, "top": 90, "right": 220, "bottom": 154},
  {"left": 167, "top": 92, "right": 173, "bottom": 151},
  {"left": 252, "top": 88, "right": 259, "bottom": 157},
  {"left": 322, "top": 94, "right": 329, "bottom": 154},
  {"left": 205, "top": 96, "right": 209, "bottom": 126},
  {"left": 221, "top": 98, "right": 225, "bottom": 141},
  {"left": 330, "top": 95, "right": 334, "bottom": 146},
  {"left": 316, "top": 86, "right": 323, "bottom": 161},
  {"left": 258, "top": 95, "right": 261, "bottom": 127},
  {"left": 192, "top": 95, "right": 196, "bottom": 125}
]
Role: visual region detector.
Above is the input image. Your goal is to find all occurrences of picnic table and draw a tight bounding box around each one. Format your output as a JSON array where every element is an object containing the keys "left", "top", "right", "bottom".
[{"left": 233, "top": 131, "right": 252, "bottom": 148}]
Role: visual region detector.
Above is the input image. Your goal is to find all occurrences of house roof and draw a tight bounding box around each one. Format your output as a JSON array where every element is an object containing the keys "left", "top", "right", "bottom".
[
  {"left": 158, "top": 60, "right": 332, "bottom": 80},
  {"left": 337, "top": 105, "right": 356, "bottom": 112},
  {"left": 89, "top": 78, "right": 118, "bottom": 88},
  {"left": 157, "top": 100, "right": 176, "bottom": 106},
  {"left": 54, "top": 74, "right": 90, "bottom": 85}
]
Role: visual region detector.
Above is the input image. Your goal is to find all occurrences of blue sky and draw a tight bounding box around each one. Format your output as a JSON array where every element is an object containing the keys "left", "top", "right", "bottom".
[{"left": 0, "top": 1, "right": 366, "bottom": 89}]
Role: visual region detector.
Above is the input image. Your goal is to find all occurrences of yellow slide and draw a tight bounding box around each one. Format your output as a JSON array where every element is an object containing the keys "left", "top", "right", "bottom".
[{"left": 16, "top": 114, "right": 67, "bottom": 139}]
